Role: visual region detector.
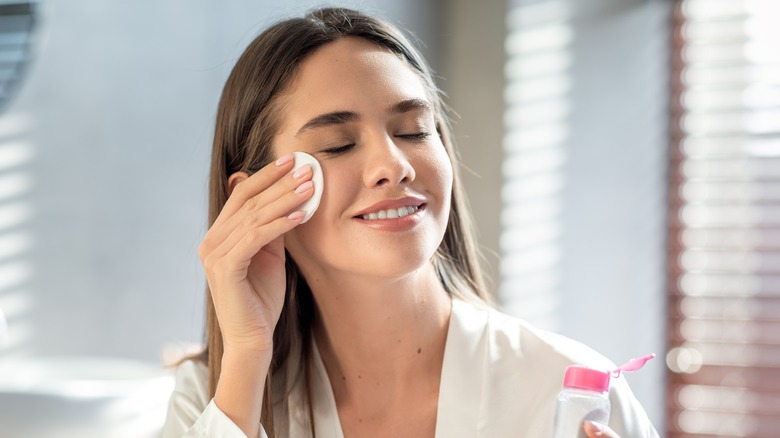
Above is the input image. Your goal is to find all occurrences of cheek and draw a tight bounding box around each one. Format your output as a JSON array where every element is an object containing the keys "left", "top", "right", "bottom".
[
  {"left": 318, "top": 161, "right": 358, "bottom": 218},
  {"left": 440, "top": 157, "right": 454, "bottom": 195},
  {"left": 420, "top": 145, "right": 454, "bottom": 202}
]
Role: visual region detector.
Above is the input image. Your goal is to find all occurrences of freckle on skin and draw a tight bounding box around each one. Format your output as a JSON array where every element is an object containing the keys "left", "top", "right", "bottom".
[
  {"left": 417, "top": 348, "right": 422, "bottom": 354},
  {"left": 358, "top": 375, "right": 362, "bottom": 379}
]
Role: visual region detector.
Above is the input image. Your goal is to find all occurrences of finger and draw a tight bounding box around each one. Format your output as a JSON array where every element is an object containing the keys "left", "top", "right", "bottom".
[
  {"left": 583, "top": 421, "right": 620, "bottom": 438},
  {"left": 215, "top": 153, "right": 296, "bottom": 228},
  {"left": 208, "top": 181, "right": 313, "bottom": 263},
  {"left": 235, "top": 164, "right": 313, "bottom": 228},
  {"left": 204, "top": 163, "right": 313, "bottom": 255},
  {"left": 218, "top": 210, "right": 307, "bottom": 281}
]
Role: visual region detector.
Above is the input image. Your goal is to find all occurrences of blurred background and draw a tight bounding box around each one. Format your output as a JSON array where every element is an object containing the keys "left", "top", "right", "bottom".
[{"left": 0, "top": 0, "right": 778, "bottom": 436}]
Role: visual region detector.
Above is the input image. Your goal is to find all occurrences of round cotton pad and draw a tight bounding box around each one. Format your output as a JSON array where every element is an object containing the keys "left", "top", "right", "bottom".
[{"left": 291, "top": 151, "right": 324, "bottom": 223}]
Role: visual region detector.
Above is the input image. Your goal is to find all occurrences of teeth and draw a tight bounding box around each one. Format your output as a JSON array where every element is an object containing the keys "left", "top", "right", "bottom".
[{"left": 362, "top": 205, "right": 419, "bottom": 220}]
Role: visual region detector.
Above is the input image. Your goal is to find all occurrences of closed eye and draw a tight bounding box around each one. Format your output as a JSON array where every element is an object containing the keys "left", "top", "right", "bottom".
[
  {"left": 321, "top": 143, "right": 355, "bottom": 155},
  {"left": 398, "top": 132, "right": 431, "bottom": 141}
]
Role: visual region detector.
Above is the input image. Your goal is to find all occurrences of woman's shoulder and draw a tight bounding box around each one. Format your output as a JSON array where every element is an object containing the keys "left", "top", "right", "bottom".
[
  {"left": 451, "top": 297, "right": 616, "bottom": 371},
  {"left": 169, "top": 358, "right": 210, "bottom": 409},
  {"left": 162, "top": 358, "right": 262, "bottom": 437},
  {"left": 173, "top": 358, "right": 209, "bottom": 381},
  {"left": 449, "top": 297, "right": 658, "bottom": 437}
]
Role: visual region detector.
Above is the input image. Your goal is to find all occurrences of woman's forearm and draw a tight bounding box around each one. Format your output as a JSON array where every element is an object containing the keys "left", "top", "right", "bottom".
[{"left": 213, "top": 349, "right": 272, "bottom": 438}]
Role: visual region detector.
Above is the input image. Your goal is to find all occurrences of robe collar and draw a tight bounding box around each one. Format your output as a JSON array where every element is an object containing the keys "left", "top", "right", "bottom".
[{"left": 288, "top": 298, "right": 488, "bottom": 437}]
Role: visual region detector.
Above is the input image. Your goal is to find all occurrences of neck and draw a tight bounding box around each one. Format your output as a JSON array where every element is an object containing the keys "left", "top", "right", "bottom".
[{"left": 309, "top": 264, "right": 452, "bottom": 407}]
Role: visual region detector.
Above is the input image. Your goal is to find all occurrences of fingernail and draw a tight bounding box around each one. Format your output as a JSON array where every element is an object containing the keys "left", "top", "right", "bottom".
[
  {"left": 275, "top": 153, "right": 294, "bottom": 166},
  {"left": 295, "top": 180, "right": 313, "bottom": 194},
  {"left": 293, "top": 164, "right": 311, "bottom": 179},
  {"left": 288, "top": 210, "right": 305, "bottom": 221},
  {"left": 586, "top": 421, "right": 604, "bottom": 435}
]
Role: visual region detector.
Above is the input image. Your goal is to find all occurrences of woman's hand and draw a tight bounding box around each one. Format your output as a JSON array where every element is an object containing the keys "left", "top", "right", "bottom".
[
  {"left": 198, "top": 153, "right": 314, "bottom": 356},
  {"left": 584, "top": 421, "right": 621, "bottom": 438},
  {"left": 198, "top": 154, "right": 313, "bottom": 436}
]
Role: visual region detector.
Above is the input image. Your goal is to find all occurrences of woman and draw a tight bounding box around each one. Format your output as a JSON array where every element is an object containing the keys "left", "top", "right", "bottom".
[{"left": 162, "top": 7, "right": 658, "bottom": 438}]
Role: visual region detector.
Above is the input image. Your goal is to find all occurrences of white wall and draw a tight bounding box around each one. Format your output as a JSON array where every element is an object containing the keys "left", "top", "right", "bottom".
[{"left": 0, "top": 0, "right": 441, "bottom": 362}]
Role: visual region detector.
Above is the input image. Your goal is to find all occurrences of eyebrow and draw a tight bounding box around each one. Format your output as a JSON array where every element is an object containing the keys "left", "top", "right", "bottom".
[
  {"left": 296, "top": 111, "right": 358, "bottom": 136},
  {"left": 389, "top": 98, "right": 432, "bottom": 115},
  {"left": 295, "top": 98, "right": 433, "bottom": 136}
]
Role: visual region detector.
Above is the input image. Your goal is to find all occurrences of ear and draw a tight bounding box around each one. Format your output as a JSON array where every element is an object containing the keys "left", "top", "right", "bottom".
[{"left": 227, "top": 172, "right": 250, "bottom": 196}]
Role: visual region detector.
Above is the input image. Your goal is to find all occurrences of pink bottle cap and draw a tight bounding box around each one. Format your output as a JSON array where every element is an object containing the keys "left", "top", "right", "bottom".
[{"left": 562, "top": 365, "right": 611, "bottom": 393}]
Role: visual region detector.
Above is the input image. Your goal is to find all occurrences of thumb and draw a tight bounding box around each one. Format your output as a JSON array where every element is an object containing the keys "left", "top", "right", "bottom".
[{"left": 584, "top": 421, "right": 620, "bottom": 438}]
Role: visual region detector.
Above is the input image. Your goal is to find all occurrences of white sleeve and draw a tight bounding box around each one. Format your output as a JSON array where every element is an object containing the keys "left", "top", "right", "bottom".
[{"left": 160, "top": 360, "right": 269, "bottom": 438}]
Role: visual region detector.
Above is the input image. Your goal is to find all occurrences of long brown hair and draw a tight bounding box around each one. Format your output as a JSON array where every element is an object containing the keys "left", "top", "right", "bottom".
[{"left": 201, "top": 7, "right": 490, "bottom": 435}]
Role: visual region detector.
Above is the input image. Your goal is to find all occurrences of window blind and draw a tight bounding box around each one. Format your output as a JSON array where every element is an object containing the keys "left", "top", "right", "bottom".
[
  {"left": 0, "top": 2, "right": 36, "bottom": 112},
  {"left": 667, "top": 0, "right": 780, "bottom": 436}
]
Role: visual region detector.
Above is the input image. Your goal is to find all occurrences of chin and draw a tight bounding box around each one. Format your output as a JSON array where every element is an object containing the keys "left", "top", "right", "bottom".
[
  {"left": 288, "top": 226, "right": 446, "bottom": 282},
  {"left": 345, "top": 249, "right": 437, "bottom": 280}
]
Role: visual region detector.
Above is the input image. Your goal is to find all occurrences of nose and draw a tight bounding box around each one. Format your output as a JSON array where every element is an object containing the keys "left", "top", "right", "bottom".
[{"left": 362, "top": 134, "right": 416, "bottom": 188}]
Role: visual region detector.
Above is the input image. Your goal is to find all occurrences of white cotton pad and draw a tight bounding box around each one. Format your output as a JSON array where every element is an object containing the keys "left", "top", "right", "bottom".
[{"left": 291, "top": 151, "right": 324, "bottom": 223}]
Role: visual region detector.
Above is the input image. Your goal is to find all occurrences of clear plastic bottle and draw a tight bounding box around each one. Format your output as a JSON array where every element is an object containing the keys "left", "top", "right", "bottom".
[{"left": 551, "top": 365, "right": 611, "bottom": 438}]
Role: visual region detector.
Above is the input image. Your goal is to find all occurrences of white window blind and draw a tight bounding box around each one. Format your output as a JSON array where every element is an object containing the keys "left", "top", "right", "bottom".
[
  {"left": 667, "top": 0, "right": 780, "bottom": 436},
  {"left": 501, "top": 1, "right": 669, "bottom": 424},
  {"left": 501, "top": 0, "right": 573, "bottom": 330}
]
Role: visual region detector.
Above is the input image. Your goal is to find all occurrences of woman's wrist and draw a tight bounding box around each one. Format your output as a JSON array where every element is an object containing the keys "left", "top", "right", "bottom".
[
  {"left": 214, "top": 348, "right": 272, "bottom": 437},
  {"left": 222, "top": 342, "right": 274, "bottom": 365}
]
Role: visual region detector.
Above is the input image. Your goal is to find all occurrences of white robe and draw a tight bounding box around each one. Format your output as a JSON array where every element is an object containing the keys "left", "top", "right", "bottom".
[{"left": 162, "top": 298, "right": 659, "bottom": 437}]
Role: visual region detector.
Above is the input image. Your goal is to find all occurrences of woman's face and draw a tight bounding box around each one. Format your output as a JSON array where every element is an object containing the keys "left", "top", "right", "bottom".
[{"left": 272, "top": 37, "right": 453, "bottom": 283}]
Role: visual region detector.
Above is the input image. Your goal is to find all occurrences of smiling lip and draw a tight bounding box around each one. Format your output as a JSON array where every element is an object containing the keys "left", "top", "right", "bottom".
[
  {"left": 352, "top": 196, "right": 427, "bottom": 218},
  {"left": 352, "top": 197, "right": 427, "bottom": 231}
]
